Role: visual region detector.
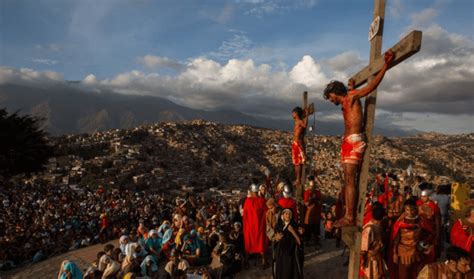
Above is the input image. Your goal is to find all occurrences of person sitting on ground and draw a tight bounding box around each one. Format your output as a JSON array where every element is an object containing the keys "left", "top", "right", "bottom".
[
  {"left": 181, "top": 229, "right": 210, "bottom": 266},
  {"left": 164, "top": 249, "right": 190, "bottom": 278},
  {"left": 57, "top": 260, "right": 83, "bottom": 279}
]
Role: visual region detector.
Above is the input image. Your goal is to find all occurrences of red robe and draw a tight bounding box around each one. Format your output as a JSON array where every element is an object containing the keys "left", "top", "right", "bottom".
[
  {"left": 243, "top": 196, "right": 268, "bottom": 254},
  {"left": 450, "top": 219, "right": 474, "bottom": 262},
  {"left": 390, "top": 215, "right": 434, "bottom": 279},
  {"left": 278, "top": 197, "right": 298, "bottom": 222}
]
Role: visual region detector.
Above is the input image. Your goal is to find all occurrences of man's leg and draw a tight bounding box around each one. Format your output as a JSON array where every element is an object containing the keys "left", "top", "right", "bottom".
[
  {"left": 334, "top": 163, "right": 358, "bottom": 227},
  {"left": 344, "top": 163, "right": 358, "bottom": 222}
]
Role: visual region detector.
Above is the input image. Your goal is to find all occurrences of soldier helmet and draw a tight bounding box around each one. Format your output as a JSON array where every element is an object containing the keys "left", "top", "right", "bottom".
[
  {"left": 250, "top": 183, "right": 259, "bottom": 193},
  {"left": 421, "top": 189, "right": 432, "bottom": 197},
  {"left": 283, "top": 184, "right": 292, "bottom": 198}
]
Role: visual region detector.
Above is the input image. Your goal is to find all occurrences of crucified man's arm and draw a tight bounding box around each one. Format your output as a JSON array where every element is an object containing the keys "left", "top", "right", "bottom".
[{"left": 348, "top": 49, "right": 395, "bottom": 101}]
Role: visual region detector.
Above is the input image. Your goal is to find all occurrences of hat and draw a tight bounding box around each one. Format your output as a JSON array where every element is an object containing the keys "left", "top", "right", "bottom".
[{"left": 250, "top": 183, "right": 259, "bottom": 193}]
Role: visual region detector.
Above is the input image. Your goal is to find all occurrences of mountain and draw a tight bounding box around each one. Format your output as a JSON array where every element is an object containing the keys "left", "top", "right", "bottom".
[{"left": 0, "top": 83, "right": 417, "bottom": 136}]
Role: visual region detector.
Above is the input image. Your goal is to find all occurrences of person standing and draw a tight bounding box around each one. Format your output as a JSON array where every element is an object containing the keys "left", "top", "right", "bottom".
[
  {"left": 274, "top": 209, "right": 303, "bottom": 279},
  {"left": 243, "top": 183, "right": 268, "bottom": 268}
]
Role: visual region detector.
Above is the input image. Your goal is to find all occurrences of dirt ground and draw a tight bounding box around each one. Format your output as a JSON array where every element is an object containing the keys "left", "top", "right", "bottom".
[{"left": 0, "top": 239, "right": 348, "bottom": 279}]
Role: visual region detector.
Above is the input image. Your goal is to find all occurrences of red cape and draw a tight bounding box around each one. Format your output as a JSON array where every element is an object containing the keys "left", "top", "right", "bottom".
[
  {"left": 416, "top": 200, "right": 440, "bottom": 215},
  {"left": 243, "top": 196, "right": 268, "bottom": 254},
  {"left": 450, "top": 219, "right": 473, "bottom": 253},
  {"left": 278, "top": 197, "right": 298, "bottom": 221}
]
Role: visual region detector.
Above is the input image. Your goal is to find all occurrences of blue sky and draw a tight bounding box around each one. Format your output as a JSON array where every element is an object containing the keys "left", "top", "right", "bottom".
[{"left": 1, "top": 0, "right": 473, "bottom": 134}]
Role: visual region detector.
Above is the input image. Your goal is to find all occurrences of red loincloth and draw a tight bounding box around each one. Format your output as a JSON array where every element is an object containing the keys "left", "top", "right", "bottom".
[
  {"left": 292, "top": 141, "right": 304, "bottom": 166},
  {"left": 278, "top": 197, "right": 299, "bottom": 222},
  {"left": 243, "top": 196, "right": 268, "bottom": 254},
  {"left": 341, "top": 134, "right": 366, "bottom": 164}
]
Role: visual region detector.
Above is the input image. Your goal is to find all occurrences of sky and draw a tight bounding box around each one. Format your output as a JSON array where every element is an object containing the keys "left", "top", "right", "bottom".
[{"left": 0, "top": 0, "right": 473, "bottom": 134}]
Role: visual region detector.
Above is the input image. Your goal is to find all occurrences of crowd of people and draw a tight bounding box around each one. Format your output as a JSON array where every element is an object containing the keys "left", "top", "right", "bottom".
[
  {"left": 1, "top": 172, "right": 473, "bottom": 279},
  {"left": 358, "top": 174, "right": 473, "bottom": 278}
]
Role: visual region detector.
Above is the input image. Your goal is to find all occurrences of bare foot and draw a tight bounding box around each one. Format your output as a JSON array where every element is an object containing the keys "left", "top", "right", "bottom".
[{"left": 333, "top": 217, "right": 354, "bottom": 228}]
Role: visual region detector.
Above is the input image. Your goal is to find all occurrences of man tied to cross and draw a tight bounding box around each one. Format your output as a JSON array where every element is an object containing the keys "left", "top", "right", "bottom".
[
  {"left": 291, "top": 106, "right": 309, "bottom": 188},
  {"left": 324, "top": 49, "right": 395, "bottom": 227}
]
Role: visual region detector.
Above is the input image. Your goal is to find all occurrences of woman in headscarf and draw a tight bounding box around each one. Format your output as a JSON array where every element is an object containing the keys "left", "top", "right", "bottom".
[
  {"left": 121, "top": 242, "right": 143, "bottom": 274},
  {"left": 273, "top": 209, "right": 303, "bottom": 279},
  {"left": 181, "top": 229, "right": 210, "bottom": 266},
  {"left": 140, "top": 255, "right": 159, "bottom": 278},
  {"left": 57, "top": 260, "right": 83, "bottom": 279}
]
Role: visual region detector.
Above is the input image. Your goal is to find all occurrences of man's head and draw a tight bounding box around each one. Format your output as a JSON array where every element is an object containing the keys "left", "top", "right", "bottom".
[
  {"left": 324, "top": 81, "right": 347, "bottom": 105},
  {"left": 372, "top": 205, "right": 385, "bottom": 222},
  {"left": 292, "top": 107, "right": 304, "bottom": 120},
  {"left": 446, "top": 246, "right": 471, "bottom": 274},
  {"left": 420, "top": 189, "right": 432, "bottom": 202},
  {"left": 104, "top": 244, "right": 114, "bottom": 255},
  {"left": 404, "top": 199, "right": 418, "bottom": 218}
]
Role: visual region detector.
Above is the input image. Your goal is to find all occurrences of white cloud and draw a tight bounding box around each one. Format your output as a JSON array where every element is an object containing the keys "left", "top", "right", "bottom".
[
  {"left": 208, "top": 31, "right": 253, "bottom": 60},
  {"left": 289, "top": 55, "right": 327, "bottom": 88},
  {"left": 409, "top": 8, "right": 439, "bottom": 29},
  {"left": 137, "top": 55, "right": 184, "bottom": 71},
  {"left": 239, "top": 0, "right": 318, "bottom": 17},
  {"left": 0, "top": 67, "right": 64, "bottom": 85},
  {"left": 32, "top": 58, "right": 58, "bottom": 65}
]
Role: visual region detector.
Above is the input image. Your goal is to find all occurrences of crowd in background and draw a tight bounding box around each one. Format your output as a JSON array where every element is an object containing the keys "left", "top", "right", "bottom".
[{"left": 1, "top": 172, "right": 473, "bottom": 279}]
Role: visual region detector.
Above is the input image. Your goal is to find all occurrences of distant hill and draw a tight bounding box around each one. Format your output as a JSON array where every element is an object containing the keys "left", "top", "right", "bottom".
[{"left": 0, "top": 83, "right": 417, "bottom": 136}]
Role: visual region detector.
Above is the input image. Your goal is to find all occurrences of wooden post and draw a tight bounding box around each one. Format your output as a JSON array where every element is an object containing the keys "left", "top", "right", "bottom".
[
  {"left": 347, "top": 1, "right": 384, "bottom": 277},
  {"left": 345, "top": 1, "right": 422, "bottom": 278},
  {"left": 296, "top": 92, "right": 308, "bottom": 224}
]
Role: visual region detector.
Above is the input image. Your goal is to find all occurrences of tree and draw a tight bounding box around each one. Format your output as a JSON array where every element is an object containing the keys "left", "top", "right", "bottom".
[{"left": 0, "top": 109, "right": 53, "bottom": 178}]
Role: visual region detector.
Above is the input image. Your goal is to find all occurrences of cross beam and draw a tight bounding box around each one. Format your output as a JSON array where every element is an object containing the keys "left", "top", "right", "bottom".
[{"left": 350, "top": 30, "right": 422, "bottom": 88}]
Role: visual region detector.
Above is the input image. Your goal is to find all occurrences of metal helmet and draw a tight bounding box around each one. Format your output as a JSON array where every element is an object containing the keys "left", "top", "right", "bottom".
[
  {"left": 250, "top": 183, "right": 259, "bottom": 193},
  {"left": 421, "top": 189, "right": 432, "bottom": 197},
  {"left": 283, "top": 184, "right": 292, "bottom": 198}
]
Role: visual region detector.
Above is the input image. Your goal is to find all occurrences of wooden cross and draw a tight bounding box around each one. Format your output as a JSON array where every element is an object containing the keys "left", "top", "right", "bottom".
[
  {"left": 343, "top": 1, "right": 422, "bottom": 278},
  {"left": 296, "top": 91, "right": 314, "bottom": 223}
]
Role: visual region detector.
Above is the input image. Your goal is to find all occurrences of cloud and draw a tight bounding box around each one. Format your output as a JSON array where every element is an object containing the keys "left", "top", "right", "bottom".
[
  {"left": 289, "top": 55, "right": 327, "bottom": 88},
  {"left": 207, "top": 31, "right": 253, "bottom": 60},
  {"left": 325, "top": 51, "right": 364, "bottom": 77},
  {"left": 409, "top": 8, "right": 439, "bottom": 29},
  {"left": 388, "top": 0, "right": 403, "bottom": 17},
  {"left": 376, "top": 25, "right": 474, "bottom": 115},
  {"left": 238, "top": 0, "right": 318, "bottom": 17},
  {"left": 137, "top": 55, "right": 184, "bottom": 71},
  {"left": 2, "top": 25, "right": 472, "bottom": 133},
  {"left": 32, "top": 58, "right": 58, "bottom": 65},
  {"left": 0, "top": 67, "right": 64, "bottom": 85}
]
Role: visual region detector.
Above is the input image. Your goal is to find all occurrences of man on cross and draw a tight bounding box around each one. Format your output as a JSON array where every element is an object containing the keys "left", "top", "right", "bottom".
[
  {"left": 324, "top": 49, "right": 394, "bottom": 227},
  {"left": 291, "top": 106, "right": 309, "bottom": 188}
]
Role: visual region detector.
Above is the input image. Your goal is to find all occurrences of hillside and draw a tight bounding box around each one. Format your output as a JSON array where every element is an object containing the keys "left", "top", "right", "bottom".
[{"left": 11, "top": 120, "right": 473, "bottom": 196}]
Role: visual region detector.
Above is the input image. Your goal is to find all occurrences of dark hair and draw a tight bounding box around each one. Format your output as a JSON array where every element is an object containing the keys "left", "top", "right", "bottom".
[
  {"left": 308, "top": 175, "right": 315, "bottom": 181},
  {"left": 324, "top": 80, "right": 347, "bottom": 99},
  {"left": 372, "top": 206, "right": 385, "bottom": 221},
  {"left": 446, "top": 246, "right": 470, "bottom": 261},
  {"left": 292, "top": 107, "right": 304, "bottom": 119},
  {"left": 103, "top": 244, "right": 115, "bottom": 253},
  {"left": 404, "top": 199, "right": 417, "bottom": 208}
]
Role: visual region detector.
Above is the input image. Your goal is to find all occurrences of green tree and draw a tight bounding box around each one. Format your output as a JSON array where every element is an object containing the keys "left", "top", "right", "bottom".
[{"left": 0, "top": 109, "right": 53, "bottom": 178}]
